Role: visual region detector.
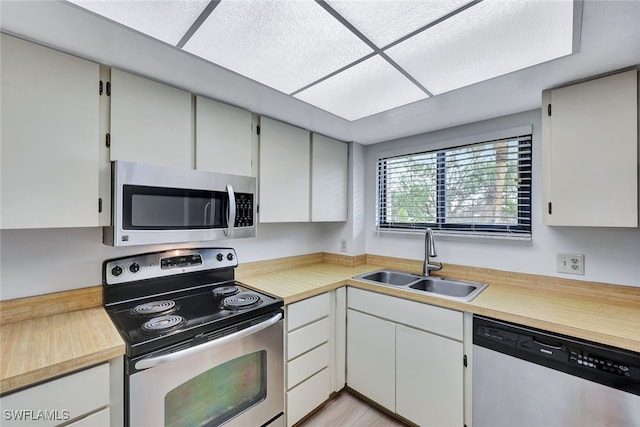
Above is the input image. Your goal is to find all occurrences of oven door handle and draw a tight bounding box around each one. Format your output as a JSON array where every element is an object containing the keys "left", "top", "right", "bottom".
[{"left": 135, "top": 312, "right": 282, "bottom": 370}]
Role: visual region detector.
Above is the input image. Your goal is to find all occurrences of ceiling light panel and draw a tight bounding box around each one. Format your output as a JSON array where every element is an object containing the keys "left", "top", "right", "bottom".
[
  {"left": 385, "top": 0, "right": 576, "bottom": 95},
  {"left": 67, "top": 0, "right": 210, "bottom": 46},
  {"left": 325, "top": 0, "right": 473, "bottom": 47},
  {"left": 294, "top": 55, "right": 428, "bottom": 121},
  {"left": 183, "top": 0, "right": 373, "bottom": 95}
]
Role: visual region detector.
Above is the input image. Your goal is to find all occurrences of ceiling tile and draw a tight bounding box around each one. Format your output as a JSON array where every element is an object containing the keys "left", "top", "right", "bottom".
[
  {"left": 385, "top": 0, "right": 576, "bottom": 95},
  {"left": 183, "top": 0, "right": 373, "bottom": 95},
  {"left": 294, "top": 55, "right": 428, "bottom": 121},
  {"left": 325, "top": 0, "right": 472, "bottom": 47},
  {"left": 67, "top": 0, "right": 210, "bottom": 46}
]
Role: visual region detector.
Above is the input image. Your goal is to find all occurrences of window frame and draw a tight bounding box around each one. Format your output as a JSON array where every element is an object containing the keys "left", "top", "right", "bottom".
[{"left": 376, "top": 134, "right": 532, "bottom": 236}]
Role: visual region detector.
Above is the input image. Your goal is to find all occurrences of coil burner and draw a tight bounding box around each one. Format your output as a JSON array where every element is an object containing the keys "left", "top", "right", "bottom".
[
  {"left": 140, "top": 315, "right": 186, "bottom": 333},
  {"left": 222, "top": 292, "right": 263, "bottom": 310},
  {"left": 130, "top": 300, "right": 177, "bottom": 317},
  {"left": 212, "top": 285, "right": 239, "bottom": 299}
]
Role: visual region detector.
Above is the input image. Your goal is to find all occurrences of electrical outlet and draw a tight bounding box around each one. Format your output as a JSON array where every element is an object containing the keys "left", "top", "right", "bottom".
[
  {"left": 556, "top": 253, "right": 585, "bottom": 275},
  {"left": 340, "top": 239, "right": 347, "bottom": 253}
]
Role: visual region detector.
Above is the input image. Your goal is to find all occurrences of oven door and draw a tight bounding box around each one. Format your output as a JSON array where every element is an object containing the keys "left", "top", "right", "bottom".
[{"left": 128, "top": 312, "right": 283, "bottom": 427}]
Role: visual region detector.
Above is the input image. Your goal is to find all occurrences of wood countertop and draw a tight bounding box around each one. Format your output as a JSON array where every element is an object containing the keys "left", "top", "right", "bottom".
[
  {"left": 0, "top": 290, "right": 125, "bottom": 395},
  {"left": 2, "top": 253, "right": 638, "bottom": 395},
  {"left": 239, "top": 257, "right": 640, "bottom": 354}
]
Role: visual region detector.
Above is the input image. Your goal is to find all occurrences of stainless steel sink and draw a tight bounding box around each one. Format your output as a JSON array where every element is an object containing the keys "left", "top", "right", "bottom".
[
  {"left": 357, "top": 270, "right": 421, "bottom": 286},
  {"left": 353, "top": 269, "right": 487, "bottom": 302}
]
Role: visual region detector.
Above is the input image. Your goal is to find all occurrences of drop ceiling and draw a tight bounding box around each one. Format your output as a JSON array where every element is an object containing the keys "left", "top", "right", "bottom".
[
  {"left": 65, "top": 0, "right": 576, "bottom": 121},
  {"left": 1, "top": 0, "right": 639, "bottom": 144}
]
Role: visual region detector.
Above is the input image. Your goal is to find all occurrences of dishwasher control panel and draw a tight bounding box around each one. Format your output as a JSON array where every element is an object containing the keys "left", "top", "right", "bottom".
[{"left": 570, "top": 349, "right": 631, "bottom": 377}]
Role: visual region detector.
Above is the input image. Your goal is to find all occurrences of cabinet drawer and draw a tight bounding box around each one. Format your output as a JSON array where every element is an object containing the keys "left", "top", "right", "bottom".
[
  {"left": 287, "top": 342, "right": 330, "bottom": 390},
  {"left": 287, "top": 293, "right": 330, "bottom": 331},
  {"left": 0, "top": 364, "right": 109, "bottom": 427},
  {"left": 67, "top": 408, "right": 110, "bottom": 427},
  {"left": 286, "top": 367, "right": 331, "bottom": 427},
  {"left": 348, "top": 287, "right": 463, "bottom": 341},
  {"left": 287, "top": 317, "right": 330, "bottom": 360}
]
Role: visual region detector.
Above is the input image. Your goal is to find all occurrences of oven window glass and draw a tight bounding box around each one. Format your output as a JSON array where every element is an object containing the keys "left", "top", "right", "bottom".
[
  {"left": 164, "top": 350, "right": 267, "bottom": 427},
  {"left": 123, "top": 185, "right": 227, "bottom": 230}
]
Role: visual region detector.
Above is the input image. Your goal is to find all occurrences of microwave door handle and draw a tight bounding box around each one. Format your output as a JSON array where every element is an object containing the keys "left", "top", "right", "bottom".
[
  {"left": 225, "top": 184, "right": 236, "bottom": 237},
  {"left": 203, "top": 201, "right": 211, "bottom": 226},
  {"left": 134, "top": 312, "right": 282, "bottom": 370}
]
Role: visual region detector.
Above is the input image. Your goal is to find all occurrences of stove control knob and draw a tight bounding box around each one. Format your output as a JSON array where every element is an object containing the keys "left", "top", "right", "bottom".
[
  {"left": 111, "top": 265, "right": 123, "bottom": 277},
  {"left": 129, "top": 263, "right": 140, "bottom": 273},
  {"left": 227, "top": 253, "right": 234, "bottom": 261},
  {"left": 216, "top": 253, "right": 224, "bottom": 262}
]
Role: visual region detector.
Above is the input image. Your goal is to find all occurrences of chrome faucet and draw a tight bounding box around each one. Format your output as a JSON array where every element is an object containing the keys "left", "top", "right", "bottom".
[{"left": 423, "top": 228, "right": 442, "bottom": 276}]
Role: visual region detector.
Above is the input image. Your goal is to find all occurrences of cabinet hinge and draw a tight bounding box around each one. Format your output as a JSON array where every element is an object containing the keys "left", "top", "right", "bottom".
[
  {"left": 548, "top": 202, "right": 553, "bottom": 215},
  {"left": 256, "top": 125, "right": 261, "bottom": 135},
  {"left": 99, "top": 80, "right": 103, "bottom": 96},
  {"left": 463, "top": 354, "right": 468, "bottom": 367},
  {"left": 547, "top": 104, "right": 552, "bottom": 117},
  {"left": 106, "top": 133, "right": 111, "bottom": 148},
  {"left": 106, "top": 81, "right": 111, "bottom": 96}
]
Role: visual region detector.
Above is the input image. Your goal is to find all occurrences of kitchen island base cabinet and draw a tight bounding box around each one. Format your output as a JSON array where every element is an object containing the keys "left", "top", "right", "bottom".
[
  {"left": 0, "top": 363, "right": 110, "bottom": 427},
  {"left": 346, "top": 287, "right": 464, "bottom": 427}
]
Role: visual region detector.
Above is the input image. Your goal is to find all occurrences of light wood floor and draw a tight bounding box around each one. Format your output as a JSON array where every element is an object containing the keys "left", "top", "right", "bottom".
[{"left": 297, "top": 391, "right": 409, "bottom": 427}]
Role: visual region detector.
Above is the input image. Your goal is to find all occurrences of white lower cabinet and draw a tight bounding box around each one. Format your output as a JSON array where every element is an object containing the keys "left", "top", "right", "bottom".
[
  {"left": 347, "top": 287, "right": 465, "bottom": 427},
  {"left": 0, "top": 364, "right": 110, "bottom": 427},
  {"left": 346, "top": 309, "right": 395, "bottom": 410},
  {"left": 396, "top": 324, "right": 463, "bottom": 427},
  {"left": 285, "top": 291, "right": 345, "bottom": 426}
]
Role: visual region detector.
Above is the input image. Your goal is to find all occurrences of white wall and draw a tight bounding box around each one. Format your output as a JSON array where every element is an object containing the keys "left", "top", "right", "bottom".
[
  {"left": 0, "top": 222, "right": 344, "bottom": 300},
  {"left": 364, "top": 110, "right": 640, "bottom": 287}
]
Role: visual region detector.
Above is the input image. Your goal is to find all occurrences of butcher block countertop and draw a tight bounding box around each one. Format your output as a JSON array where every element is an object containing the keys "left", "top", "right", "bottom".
[
  {"left": 2, "top": 252, "right": 638, "bottom": 395},
  {"left": 0, "top": 287, "right": 125, "bottom": 395},
  {"left": 238, "top": 253, "right": 640, "bottom": 354}
]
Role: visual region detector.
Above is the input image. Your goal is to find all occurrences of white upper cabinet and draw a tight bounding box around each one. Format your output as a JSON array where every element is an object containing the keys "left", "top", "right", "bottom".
[
  {"left": 195, "top": 96, "right": 253, "bottom": 176},
  {"left": 110, "top": 69, "right": 192, "bottom": 168},
  {"left": 1, "top": 34, "right": 100, "bottom": 229},
  {"left": 259, "top": 117, "right": 310, "bottom": 223},
  {"left": 311, "top": 134, "right": 348, "bottom": 222},
  {"left": 542, "top": 69, "right": 638, "bottom": 227}
]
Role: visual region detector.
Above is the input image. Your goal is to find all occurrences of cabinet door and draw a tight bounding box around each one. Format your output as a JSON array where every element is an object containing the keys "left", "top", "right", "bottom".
[
  {"left": 1, "top": 34, "right": 100, "bottom": 229},
  {"left": 195, "top": 96, "right": 253, "bottom": 176},
  {"left": 396, "top": 324, "right": 463, "bottom": 427},
  {"left": 0, "top": 363, "right": 109, "bottom": 427},
  {"left": 542, "top": 70, "right": 638, "bottom": 227},
  {"left": 110, "top": 69, "right": 192, "bottom": 168},
  {"left": 346, "top": 309, "right": 395, "bottom": 411},
  {"left": 259, "top": 117, "right": 310, "bottom": 222},
  {"left": 311, "top": 134, "right": 348, "bottom": 222}
]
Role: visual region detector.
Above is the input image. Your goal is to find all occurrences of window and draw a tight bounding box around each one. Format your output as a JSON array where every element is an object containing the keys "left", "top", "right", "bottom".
[{"left": 377, "top": 135, "right": 532, "bottom": 237}]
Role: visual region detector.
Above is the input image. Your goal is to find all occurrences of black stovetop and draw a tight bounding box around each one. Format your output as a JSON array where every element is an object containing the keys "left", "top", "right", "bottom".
[
  {"left": 102, "top": 248, "right": 283, "bottom": 358},
  {"left": 106, "top": 281, "right": 282, "bottom": 357}
]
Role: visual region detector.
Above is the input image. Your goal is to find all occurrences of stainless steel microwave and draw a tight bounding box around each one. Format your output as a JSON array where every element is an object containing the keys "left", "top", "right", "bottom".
[{"left": 104, "top": 161, "right": 256, "bottom": 246}]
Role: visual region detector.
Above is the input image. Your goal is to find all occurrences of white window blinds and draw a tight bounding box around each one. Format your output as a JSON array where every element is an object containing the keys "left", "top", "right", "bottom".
[{"left": 377, "top": 135, "right": 532, "bottom": 236}]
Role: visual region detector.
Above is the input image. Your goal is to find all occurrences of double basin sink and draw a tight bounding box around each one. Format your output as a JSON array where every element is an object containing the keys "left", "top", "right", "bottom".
[{"left": 352, "top": 269, "right": 487, "bottom": 302}]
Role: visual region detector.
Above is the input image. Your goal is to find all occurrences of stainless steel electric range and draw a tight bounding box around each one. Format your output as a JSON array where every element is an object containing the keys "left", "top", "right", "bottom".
[{"left": 103, "top": 248, "right": 284, "bottom": 427}]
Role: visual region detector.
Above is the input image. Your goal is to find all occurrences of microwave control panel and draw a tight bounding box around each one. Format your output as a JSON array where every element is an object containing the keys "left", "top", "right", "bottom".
[{"left": 235, "top": 193, "right": 254, "bottom": 227}]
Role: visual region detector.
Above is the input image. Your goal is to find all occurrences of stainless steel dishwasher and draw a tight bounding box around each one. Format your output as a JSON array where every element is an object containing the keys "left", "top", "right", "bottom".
[{"left": 473, "top": 315, "right": 640, "bottom": 427}]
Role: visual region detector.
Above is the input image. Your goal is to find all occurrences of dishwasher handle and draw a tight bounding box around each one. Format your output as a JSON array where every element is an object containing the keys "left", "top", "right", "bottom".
[{"left": 518, "top": 336, "right": 568, "bottom": 362}]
